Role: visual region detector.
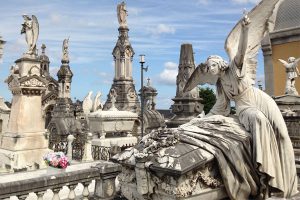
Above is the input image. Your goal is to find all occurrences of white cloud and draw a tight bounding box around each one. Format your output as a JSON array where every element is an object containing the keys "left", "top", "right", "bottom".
[
  {"left": 158, "top": 62, "right": 178, "bottom": 85},
  {"left": 164, "top": 61, "right": 177, "bottom": 69},
  {"left": 149, "top": 24, "right": 175, "bottom": 36}
]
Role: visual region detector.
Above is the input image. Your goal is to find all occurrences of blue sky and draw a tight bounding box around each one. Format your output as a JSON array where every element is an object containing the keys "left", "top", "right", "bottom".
[{"left": 0, "top": 0, "right": 264, "bottom": 109}]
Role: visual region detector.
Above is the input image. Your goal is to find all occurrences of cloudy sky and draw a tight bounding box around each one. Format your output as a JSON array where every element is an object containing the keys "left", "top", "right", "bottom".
[{"left": 0, "top": 0, "right": 264, "bottom": 109}]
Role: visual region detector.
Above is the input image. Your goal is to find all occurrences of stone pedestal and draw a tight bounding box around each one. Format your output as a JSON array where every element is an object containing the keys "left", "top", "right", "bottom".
[
  {"left": 0, "top": 57, "right": 51, "bottom": 172},
  {"left": 167, "top": 44, "right": 203, "bottom": 128},
  {"left": 274, "top": 94, "right": 300, "bottom": 163}
]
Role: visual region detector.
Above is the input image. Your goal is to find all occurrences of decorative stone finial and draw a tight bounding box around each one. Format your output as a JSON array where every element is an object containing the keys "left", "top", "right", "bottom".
[
  {"left": 21, "top": 15, "right": 39, "bottom": 56},
  {"left": 147, "top": 78, "right": 151, "bottom": 86},
  {"left": 41, "top": 44, "right": 46, "bottom": 55}
]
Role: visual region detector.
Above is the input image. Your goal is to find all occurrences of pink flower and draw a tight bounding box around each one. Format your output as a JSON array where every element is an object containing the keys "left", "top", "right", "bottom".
[
  {"left": 59, "top": 156, "right": 69, "bottom": 169},
  {"left": 50, "top": 157, "right": 59, "bottom": 167}
]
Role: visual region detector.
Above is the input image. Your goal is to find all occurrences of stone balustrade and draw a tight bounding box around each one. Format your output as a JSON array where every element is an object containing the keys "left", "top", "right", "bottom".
[{"left": 0, "top": 161, "right": 121, "bottom": 200}]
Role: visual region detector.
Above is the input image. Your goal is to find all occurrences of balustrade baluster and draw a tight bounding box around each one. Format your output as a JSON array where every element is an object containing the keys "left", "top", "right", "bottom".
[
  {"left": 82, "top": 181, "right": 91, "bottom": 200},
  {"left": 52, "top": 188, "right": 61, "bottom": 200},
  {"left": 36, "top": 191, "right": 46, "bottom": 200},
  {"left": 68, "top": 184, "right": 77, "bottom": 200},
  {"left": 17, "top": 194, "right": 28, "bottom": 200}
]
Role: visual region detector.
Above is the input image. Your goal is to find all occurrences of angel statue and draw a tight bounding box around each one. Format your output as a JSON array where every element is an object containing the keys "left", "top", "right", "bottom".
[
  {"left": 117, "top": 1, "right": 127, "bottom": 27},
  {"left": 184, "top": 1, "right": 297, "bottom": 199},
  {"left": 21, "top": 15, "right": 39, "bottom": 55},
  {"left": 62, "top": 37, "right": 70, "bottom": 63},
  {"left": 278, "top": 57, "right": 300, "bottom": 95}
]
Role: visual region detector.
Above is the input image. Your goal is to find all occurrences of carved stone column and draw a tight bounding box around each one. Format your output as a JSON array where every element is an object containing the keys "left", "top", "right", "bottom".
[{"left": 261, "top": 34, "right": 274, "bottom": 96}]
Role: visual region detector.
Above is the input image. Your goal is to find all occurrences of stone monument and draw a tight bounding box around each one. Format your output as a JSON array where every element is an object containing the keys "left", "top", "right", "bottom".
[
  {"left": 166, "top": 44, "right": 203, "bottom": 128},
  {"left": 113, "top": 2, "right": 298, "bottom": 199},
  {"left": 103, "top": 2, "right": 140, "bottom": 112},
  {"left": 47, "top": 38, "right": 75, "bottom": 135},
  {"left": 0, "top": 15, "right": 51, "bottom": 171}
]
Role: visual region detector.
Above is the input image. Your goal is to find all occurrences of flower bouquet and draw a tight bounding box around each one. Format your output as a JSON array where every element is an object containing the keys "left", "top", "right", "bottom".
[{"left": 43, "top": 152, "right": 70, "bottom": 169}]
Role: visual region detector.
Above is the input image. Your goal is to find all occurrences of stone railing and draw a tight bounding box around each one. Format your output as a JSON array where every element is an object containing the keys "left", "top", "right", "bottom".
[{"left": 0, "top": 161, "right": 121, "bottom": 200}]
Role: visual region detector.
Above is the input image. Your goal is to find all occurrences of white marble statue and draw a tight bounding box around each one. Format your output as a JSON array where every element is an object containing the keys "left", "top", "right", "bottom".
[
  {"left": 278, "top": 57, "right": 300, "bottom": 95},
  {"left": 184, "top": 4, "right": 297, "bottom": 199},
  {"left": 117, "top": 1, "right": 127, "bottom": 27},
  {"left": 109, "top": 88, "right": 118, "bottom": 111},
  {"left": 62, "top": 37, "right": 69, "bottom": 63},
  {"left": 92, "top": 91, "right": 103, "bottom": 112},
  {"left": 21, "top": 15, "right": 39, "bottom": 55},
  {"left": 82, "top": 91, "right": 93, "bottom": 114}
]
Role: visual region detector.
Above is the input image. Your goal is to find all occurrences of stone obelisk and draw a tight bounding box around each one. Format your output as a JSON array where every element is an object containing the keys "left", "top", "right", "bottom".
[
  {"left": 0, "top": 15, "right": 51, "bottom": 172},
  {"left": 103, "top": 2, "right": 140, "bottom": 112},
  {"left": 166, "top": 44, "right": 203, "bottom": 128}
]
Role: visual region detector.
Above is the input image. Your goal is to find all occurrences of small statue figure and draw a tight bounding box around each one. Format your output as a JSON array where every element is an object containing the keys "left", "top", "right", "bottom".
[
  {"left": 92, "top": 91, "right": 103, "bottom": 112},
  {"left": 82, "top": 91, "right": 93, "bottom": 114},
  {"left": 109, "top": 89, "right": 118, "bottom": 111},
  {"left": 62, "top": 37, "right": 70, "bottom": 63},
  {"left": 21, "top": 15, "right": 39, "bottom": 55},
  {"left": 278, "top": 57, "right": 300, "bottom": 95},
  {"left": 117, "top": 1, "right": 127, "bottom": 27}
]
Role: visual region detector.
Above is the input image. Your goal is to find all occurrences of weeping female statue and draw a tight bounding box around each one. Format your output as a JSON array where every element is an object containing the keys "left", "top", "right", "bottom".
[
  {"left": 184, "top": 2, "right": 297, "bottom": 199},
  {"left": 21, "top": 15, "right": 39, "bottom": 55}
]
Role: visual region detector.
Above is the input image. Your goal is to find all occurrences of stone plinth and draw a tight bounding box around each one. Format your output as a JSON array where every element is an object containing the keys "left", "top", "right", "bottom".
[
  {"left": 167, "top": 44, "right": 203, "bottom": 128},
  {"left": 274, "top": 94, "right": 300, "bottom": 163},
  {"left": 0, "top": 57, "right": 51, "bottom": 172}
]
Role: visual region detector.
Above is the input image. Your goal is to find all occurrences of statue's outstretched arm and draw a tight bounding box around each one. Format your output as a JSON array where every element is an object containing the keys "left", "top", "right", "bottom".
[
  {"left": 234, "top": 15, "right": 250, "bottom": 68},
  {"left": 278, "top": 59, "right": 288, "bottom": 67}
]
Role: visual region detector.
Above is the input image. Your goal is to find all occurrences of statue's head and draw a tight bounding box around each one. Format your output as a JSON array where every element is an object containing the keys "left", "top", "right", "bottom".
[
  {"left": 288, "top": 57, "right": 296, "bottom": 63},
  {"left": 206, "top": 55, "right": 228, "bottom": 75}
]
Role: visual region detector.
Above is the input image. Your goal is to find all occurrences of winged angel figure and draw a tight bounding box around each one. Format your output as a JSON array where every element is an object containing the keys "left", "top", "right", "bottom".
[
  {"left": 278, "top": 57, "right": 300, "bottom": 95},
  {"left": 184, "top": 0, "right": 297, "bottom": 198},
  {"left": 21, "top": 15, "right": 39, "bottom": 55}
]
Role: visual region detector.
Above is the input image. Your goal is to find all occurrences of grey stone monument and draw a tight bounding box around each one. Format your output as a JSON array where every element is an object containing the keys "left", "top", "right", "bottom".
[
  {"left": 166, "top": 44, "right": 203, "bottom": 128},
  {"left": 47, "top": 38, "right": 78, "bottom": 136},
  {"left": 103, "top": 2, "right": 140, "bottom": 112},
  {"left": 0, "top": 15, "right": 51, "bottom": 171}
]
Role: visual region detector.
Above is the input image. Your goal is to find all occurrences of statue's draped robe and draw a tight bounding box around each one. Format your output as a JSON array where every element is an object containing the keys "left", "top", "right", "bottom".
[{"left": 202, "top": 61, "right": 298, "bottom": 198}]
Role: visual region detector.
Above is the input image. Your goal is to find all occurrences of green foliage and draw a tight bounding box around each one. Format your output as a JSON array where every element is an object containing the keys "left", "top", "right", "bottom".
[{"left": 199, "top": 87, "right": 216, "bottom": 114}]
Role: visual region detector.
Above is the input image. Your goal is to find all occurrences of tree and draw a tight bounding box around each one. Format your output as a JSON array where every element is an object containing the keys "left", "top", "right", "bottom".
[{"left": 199, "top": 87, "right": 216, "bottom": 114}]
